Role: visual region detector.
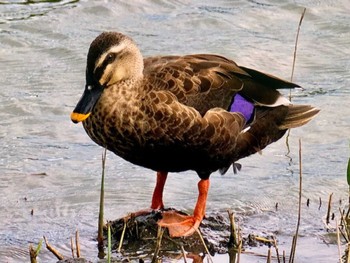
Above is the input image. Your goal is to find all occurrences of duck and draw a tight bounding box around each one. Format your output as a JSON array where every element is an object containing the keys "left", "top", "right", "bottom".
[{"left": 71, "top": 32, "right": 319, "bottom": 237}]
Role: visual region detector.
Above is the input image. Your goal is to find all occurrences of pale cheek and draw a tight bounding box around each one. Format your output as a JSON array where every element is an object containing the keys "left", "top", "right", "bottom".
[
  {"left": 108, "top": 66, "right": 125, "bottom": 85},
  {"left": 99, "top": 64, "right": 111, "bottom": 86},
  {"left": 99, "top": 64, "right": 125, "bottom": 86}
]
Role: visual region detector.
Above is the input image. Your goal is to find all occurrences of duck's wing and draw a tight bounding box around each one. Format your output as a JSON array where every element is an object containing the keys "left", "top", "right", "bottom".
[
  {"left": 143, "top": 54, "right": 246, "bottom": 116},
  {"left": 143, "top": 54, "right": 298, "bottom": 116}
]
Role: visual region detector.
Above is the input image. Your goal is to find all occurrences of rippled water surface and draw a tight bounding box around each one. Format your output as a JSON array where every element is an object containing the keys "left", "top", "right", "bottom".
[{"left": 1, "top": 0, "right": 349, "bottom": 262}]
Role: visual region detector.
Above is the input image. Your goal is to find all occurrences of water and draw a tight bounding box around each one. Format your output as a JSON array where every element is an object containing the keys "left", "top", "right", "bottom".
[{"left": 0, "top": 0, "right": 349, "bottom": 262}]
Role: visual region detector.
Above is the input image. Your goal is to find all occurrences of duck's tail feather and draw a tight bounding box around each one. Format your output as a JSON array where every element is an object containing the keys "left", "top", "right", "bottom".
[
  {"left": 239, "top": 66, "right": 301, "bottom": 89},
  {"left": 278, "top": 105, "right": 320, "bottom": 130},
  {"left": 231, "top": 104, "right": 319, "bottom": 164}
]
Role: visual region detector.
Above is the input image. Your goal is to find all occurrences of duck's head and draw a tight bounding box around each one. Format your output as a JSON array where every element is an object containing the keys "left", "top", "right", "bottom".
[{"left": 71, "top": 32, "right": 144, "bottom": 123}]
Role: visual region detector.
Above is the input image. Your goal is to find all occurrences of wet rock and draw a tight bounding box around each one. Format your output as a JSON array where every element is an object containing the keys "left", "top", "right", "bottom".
[{"left": 104, "top": 209, "right": 232, "bottom": 261}]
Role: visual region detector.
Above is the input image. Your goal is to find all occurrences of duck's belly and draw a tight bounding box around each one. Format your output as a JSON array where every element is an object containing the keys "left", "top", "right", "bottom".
[
  {"left": 87, "top": 127, "right": 230, "bottom": 176},
  {"left": 114, "top": 143, "right": 230, "bottom": 178},
  {"left": 83, "top": 114, "right": 233, "bottom": 177}
]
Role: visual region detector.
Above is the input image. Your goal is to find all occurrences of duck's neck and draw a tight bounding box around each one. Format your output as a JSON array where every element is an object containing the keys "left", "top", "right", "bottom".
[
  {"left": 83, "top": 77, "right": 147, "bottom": 150},
  {"left": 100, "top": 77, "right": 144, "bottom": 117}
]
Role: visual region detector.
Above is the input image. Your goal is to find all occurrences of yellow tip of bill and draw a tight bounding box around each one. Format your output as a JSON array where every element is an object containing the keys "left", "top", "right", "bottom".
[{"left": 70, "top": 112, "right": 91, "bottom": 123}]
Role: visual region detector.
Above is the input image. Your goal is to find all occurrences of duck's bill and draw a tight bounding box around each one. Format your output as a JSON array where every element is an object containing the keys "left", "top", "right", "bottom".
[
  {"left": 70, "top": 112, "right": 91, "bottom": 123},
  {"left": 71, "top": 84, "right": 103, "bottom": 123}
]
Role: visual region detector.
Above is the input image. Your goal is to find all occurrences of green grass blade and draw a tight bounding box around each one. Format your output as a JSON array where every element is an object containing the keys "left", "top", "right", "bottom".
[
  {"left": 347, "top": 156, "right": 350, "bottom": 186},
  {"left": 107, "top": 223, "right": 111, "bottom": 263}
]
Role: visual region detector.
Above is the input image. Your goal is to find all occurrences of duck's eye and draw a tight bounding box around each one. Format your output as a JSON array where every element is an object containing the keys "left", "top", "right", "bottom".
[{"left": 106, "top": 53, "right": 116, "bottom": 64}]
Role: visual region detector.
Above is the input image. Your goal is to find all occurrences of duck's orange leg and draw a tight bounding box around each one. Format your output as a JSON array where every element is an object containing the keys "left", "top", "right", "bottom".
[
  {"left": 151, "top": 171, "right": 168, "bottom": 210},
  {"left": 158, "top": 179, "right": 210, "bottom": 237},
  {"left": 123, "top": 171, "right": 168, "bottom": 219}
]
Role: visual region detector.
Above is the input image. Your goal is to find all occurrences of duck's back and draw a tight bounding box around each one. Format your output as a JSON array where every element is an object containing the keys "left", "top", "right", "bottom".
[{"left": 143, "top": 54, "right": 303, "bottom": 114}]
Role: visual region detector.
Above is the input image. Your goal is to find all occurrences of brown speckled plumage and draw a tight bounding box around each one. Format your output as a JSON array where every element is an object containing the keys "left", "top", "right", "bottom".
[
  {"left": 74, "top": 32, "right": 319, "bottom": 180},
  {"left": 71, "top": 32, "right": 319, "bottom": 236}
]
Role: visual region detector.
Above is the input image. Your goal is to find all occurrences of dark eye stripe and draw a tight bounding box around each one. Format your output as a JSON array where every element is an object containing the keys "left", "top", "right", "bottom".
[
  {"left": 102, "top": 52, "right": 117, "bottom": 68},
  {"left": 92, "top": 53, "right": 117, "bottom": 84},
  {"left": 94, "top": 65, "right": 105, "bottom": 83}
]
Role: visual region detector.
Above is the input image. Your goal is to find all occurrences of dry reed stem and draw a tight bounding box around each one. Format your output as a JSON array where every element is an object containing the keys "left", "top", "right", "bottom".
[
  {"left": 285, "top": 7, "right": 306, "bottom": 155},
  {"left": 75, "top": 230, "right": 81, "bottom": 258},
  {"left": 29, "top": 245, "right": 37, "bottom": 263},
  {"left": 43, "top": 236, "right": 64, "bottom": 260},
  {"left": 288, "top": 138, "right": 303, "bottom": 263},
  {"left": 319, "top": 197, "right": 322, "bottom": 210},
  {"left": 70, "top": 236, "right": 74, "bottom": 258},
  {"left": 195, "top": 228, "right": 213, "bottom": 263},
  {"left": 336, "top": 219, "right": 342, "bottom": 263},
  {"left": 266, "top": 247, "right": 272, "bottom": 263},
  {"left": 255, "top": 236, "right": 273, "bottom": 244},
  {"left": 199, "top": 231, "right": 213, "bottom": 262},
  {"left": 180, "top": 245, "right": 188, "bottom": 263},
  {"left": 98, "top": 148, "right": 107, "bottom": 250},
  {"left": 151, "top": 226, "right": 164, "bottom": 263},
  {"left": 326, "top": 193, "right": 333, "bottom": 225},
  {"left": 228, "top": 210, "right": 238, "bottom": 247},
  {"left": 341, "top": 201, "right": 350, "bottom": 263},
  {"left": 273, "top": 237, "right": 281, "bottom": 263},
  {"left": 338, "top": 208, "right": 349, "bottom": 242},
  {"left": 237, "top": 224, "right": 241, "bottom": 263},
  {"left": 117, "top": 219, "right": 127, "bottom": 253},
  {"left": 290, "top": 7, "right": 306, "bottom": 84},
  {"left": 29, "top": 240, "right": 42, "bottom": 263},
  {"left": 227, "top": 210, "right": 241, "bottom": 263}
]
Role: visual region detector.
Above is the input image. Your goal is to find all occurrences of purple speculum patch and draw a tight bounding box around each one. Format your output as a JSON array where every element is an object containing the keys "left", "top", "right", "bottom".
[{"left": 229, "top": 94, "right": 255, "bottom": 122}]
